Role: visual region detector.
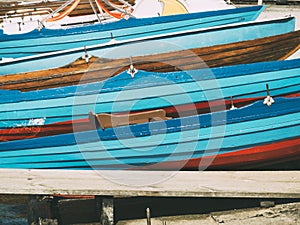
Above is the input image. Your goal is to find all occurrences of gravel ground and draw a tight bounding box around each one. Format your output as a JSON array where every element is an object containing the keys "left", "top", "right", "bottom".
[{"left": 117, "top": 201, "right": 300, "bottom": 225}]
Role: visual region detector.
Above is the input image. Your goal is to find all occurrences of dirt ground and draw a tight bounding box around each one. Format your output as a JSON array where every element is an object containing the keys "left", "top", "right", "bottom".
[{"left": 117, "top": 201, "right": 300, "bottom": 225}]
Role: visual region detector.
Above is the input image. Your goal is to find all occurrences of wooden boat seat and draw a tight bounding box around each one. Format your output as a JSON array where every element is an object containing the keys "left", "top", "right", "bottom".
[
  {"left": 89, "top": 109, "right": 171, "bottom": 129},
  {"left": 160, "top": 0, "right": 188, "bottom": 16}
]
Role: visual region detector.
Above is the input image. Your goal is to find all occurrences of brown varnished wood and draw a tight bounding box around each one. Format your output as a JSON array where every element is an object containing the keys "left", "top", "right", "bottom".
[
  {"left": 93, "top": 109, "right": 171, "bottom": 129},
  {"left": 0, "top": 30, "right": 299, "bottom": 91}
]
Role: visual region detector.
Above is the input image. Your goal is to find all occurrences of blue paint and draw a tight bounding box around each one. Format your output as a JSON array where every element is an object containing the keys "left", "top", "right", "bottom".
[
  {"left": 0, "top": 97, "right": 298, "bottom": 150},
  {"left": 0, "top": 16, "right": 294, "bottom": 75},
  {"left": 0, "top": 97, "right": 299, "bottom": 169},
  {"left": 0, "top": 58, "right": 299, "bottom": 128},
  {"left": 0, "top": 6, "right": 265, "bottom": 58},
  {"left": 0, "top": 58, "right": 299, "bottom": 103}
]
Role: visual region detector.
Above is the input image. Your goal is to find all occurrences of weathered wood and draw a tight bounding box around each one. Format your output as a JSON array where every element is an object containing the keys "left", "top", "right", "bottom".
[
  {"left": 0, "top": 170, "right": 299, "bottom": 199},
  {"left": 1, "top": 30, "right": 299, "bottom": 91},
  {"left": 100, "top": 197, "right": 114, "bottom": 225},
  {"left": 93, "top": 109, "right": 171, "bottom": 129},
  {"left": 27, "top": 195, "right": 58, "bottom": 225},
  {"left": 146, "top": 208, "right": 151, "bottom": 225},
  {"left": 56, "top": 197, "right": 100, "bottom": 224}
]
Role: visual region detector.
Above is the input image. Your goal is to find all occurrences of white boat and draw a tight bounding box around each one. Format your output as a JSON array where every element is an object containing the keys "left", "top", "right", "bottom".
[{"left": 0, "top": 0, "right": 235, "bottom": 34}]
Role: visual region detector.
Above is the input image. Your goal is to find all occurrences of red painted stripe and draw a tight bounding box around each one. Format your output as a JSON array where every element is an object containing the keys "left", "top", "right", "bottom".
[
  {"left": 0, "top": 119, "right": 91, "bottom": 142},
  {"left": 185, "top": 138, "right": 300, "bottom": 170},
  {"left": 138, "top": 138, "right": 300, "bottom": 170}
]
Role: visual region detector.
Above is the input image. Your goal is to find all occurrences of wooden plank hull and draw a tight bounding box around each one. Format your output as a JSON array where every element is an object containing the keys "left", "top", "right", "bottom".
[
  {"left": 139, "top": 138, "right": 300, "bottom": 170},
  {"left": 0, "top": 16, "right": 294, "bottom": 75},
  {"left": 1, "top": 94, "right": 299, "bottom": 142},
  {"left": 0, "top": 58, "right": 299, "bottom": 128},
  {"left": 0, "top": 5, "right": 265, "bottom": 59},
  {"left": 0, "top": 99, "right": 253, "bottom": 141},
  {"left": 0, "top": 97, "right": 299, "bottom": 170},
  {"left": 0, "top": 30, "right": 299, "bottom": 92}
]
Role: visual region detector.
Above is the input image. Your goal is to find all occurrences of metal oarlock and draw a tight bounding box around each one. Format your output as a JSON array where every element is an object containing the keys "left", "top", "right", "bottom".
[
  {"left": 263, "top": 83, "right": 275, "bottom": 107},
  {"left": 82, "top": 46, "right": 91, "bottom": 63},
  {"left": 127, "top": 57, "right": 138, "bottom": 78},
  {"left": 230, "top": 96, "right": 237, "bottom": 110}
]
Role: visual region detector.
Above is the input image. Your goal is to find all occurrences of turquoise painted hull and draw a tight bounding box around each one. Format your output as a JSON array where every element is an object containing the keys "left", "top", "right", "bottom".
[
  {"left": 0, "top": 5, "right": 265, "bottom": 59},
  {"left": 0, "top": 97, "right": 299, "bottom": 169},
  {"left": 0, "top": 16, "right": 295, "bottom": 75},
  {"left": 0, "top": 58, "right": 299, "bottom": 128}
]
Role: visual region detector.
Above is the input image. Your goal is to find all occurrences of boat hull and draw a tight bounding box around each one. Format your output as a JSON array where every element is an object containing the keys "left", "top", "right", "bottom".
[
  {"left": 0, "top": 5, "right": 265, "bottom": 58},
  {"left": 0, "top": 58, "right": 299, "bottom": 128},
  {"left": 1, "top": 30, "right": 299, "bottom": 92},
  {"left": 1, "top": 94, "right": 299, "bottom": 142},
  {"left": 142, "top": 138, "right": 300, "bottom": 170},
  {"left": 0, "top": 16, "right": 295, "bottom": 75},
  {"left": 0, "top": 97, "right": 299, "bottom": 170}
]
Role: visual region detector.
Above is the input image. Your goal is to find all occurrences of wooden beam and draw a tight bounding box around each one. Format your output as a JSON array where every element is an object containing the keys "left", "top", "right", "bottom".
[
  {"left": 28, "top": 195, "right": 58, "bottom": 225},
  {"left": 100, "top": 197, "right": 114, "bottom": 225},
  {"left": 0, "top": 169, "right": 299, "bottom": 199}
]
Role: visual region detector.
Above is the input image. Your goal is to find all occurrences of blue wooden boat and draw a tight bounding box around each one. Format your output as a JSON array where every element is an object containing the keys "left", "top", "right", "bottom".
[
  {"left": 0, "top": 5, "right": 265, "bottom": 59},
  {"left": 0, "top": 97, "right": 299, "bottom": 170},
  {"left": 0, "top": 58, "right": 299, "bottom": 128},
  {"left": 0, "top": 29, "right": 300, "bottom": 92},
  {"left": 0, "top": 16, "right": 295, "bottom": 75}
]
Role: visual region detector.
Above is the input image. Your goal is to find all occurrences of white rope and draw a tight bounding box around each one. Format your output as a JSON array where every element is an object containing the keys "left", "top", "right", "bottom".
[
  {"left": 102, "top": 0, "right": 135, "bottom": 18},
  {"left": 117, "top": 0, "right": 133, "bottom": 8},
  {"left": 42, "top": 0, "right": 75, "bottom": 21},
  {"left": 95, "top": 0, "right": 106, "bottom": 19},
  {"left": 88, "top": 0, "right": 102, "bottom": 22}
]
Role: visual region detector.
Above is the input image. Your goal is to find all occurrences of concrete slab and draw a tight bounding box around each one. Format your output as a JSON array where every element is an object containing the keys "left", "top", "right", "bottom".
[{"left": 0, "top": 170, "right": 299, "bottom": 199}]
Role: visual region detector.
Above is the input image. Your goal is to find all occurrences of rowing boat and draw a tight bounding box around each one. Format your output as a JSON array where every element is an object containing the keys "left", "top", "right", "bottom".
[
  {"left": 0, "top": 97, "right": 298, "bottom": 170},
  {"left": 1, "top": 30, "right": 299, "bottom": 91},
  {"left": 0, "top": 16, "right": 294, "bottom": 75},
  {"left": 0, "top": 5, "right": 265, "bottom": 59},
  {"left": 0, "top": 58, "right": 299, "bottom": 128}
]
